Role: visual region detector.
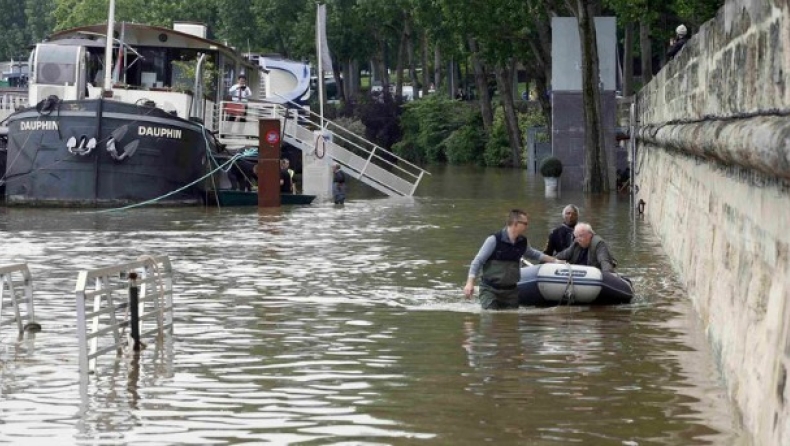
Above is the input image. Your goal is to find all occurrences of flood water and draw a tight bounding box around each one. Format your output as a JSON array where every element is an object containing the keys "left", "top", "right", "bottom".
[{"left": 0, "top": 165, "right": 750, "bottom": 445}]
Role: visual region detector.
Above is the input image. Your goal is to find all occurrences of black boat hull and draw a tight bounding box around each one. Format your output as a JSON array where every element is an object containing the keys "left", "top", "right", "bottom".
[
  {"left": 207, "top": 189, "right": 316, "bottom": 206},
  {"left": 2, "top": 99, "right": 214, "bottom": 206}
]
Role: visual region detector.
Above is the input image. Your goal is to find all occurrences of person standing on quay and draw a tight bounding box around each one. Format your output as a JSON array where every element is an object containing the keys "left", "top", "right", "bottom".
[
  {"left": 464, "top": 209, "right": 560, "bottom": 310},
  {"left": 667, "top": 24, "right": 689, "bottom": 60}
]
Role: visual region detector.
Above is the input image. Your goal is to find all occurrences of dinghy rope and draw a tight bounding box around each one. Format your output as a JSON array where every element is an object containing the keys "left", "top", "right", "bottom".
[{"left": 561, "top": 262, "right": 575, "bottom": 305}]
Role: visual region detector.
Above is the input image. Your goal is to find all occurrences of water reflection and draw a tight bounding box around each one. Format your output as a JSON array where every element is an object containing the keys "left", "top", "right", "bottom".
[{"left": 0, "top": 165, "right": 749, "bottom": 444}]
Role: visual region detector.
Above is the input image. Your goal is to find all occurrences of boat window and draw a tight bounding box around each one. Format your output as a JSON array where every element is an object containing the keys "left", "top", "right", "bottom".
[
  {"left": 223, "top": 62, "right": 235, "bottom": 100},
  {"left": 167, "top": 49, "right": 219, "bottom": 98},
  {"left": 138, "top": 49, "right": 167, "bottom": 88},
  {"left": 86, "top": 51, "right": 103, "bottom": 87}
]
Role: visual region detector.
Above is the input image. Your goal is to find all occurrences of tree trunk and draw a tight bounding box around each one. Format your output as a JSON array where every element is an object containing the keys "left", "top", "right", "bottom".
[
  {"left": 623, "top": 22, "right": 634, "bottom": 96},
  {"left": 433, "top": 46, "right": 443, "bottom": 95},
  {"left": 528, "top": 11, "right": 553, "bottom": 129},
  {"left": 343, "top": 59, "right": 359, "bottom": 101},
  {"left": 468, "top": 37, "right": 493, "bottom": 132},
  {"left": 639, "top": 19, "right": 652, "bottom": 85},
  {"left": 406, "top": 20, "right": 419, "bottom": 96},
  {"left": 394, "top": 17, "right": 408, "bottom": 101},
  {"left": 375, "top": 39, "right": 390, "bottom": 95},
  {"left": 577, "top": 0, "right": 609, "bottom": 192},
  {"left": 534, "top": 73, "right": 552, "bottom": 130},
  {"left": 332, "top": 64, "right": 343, "bottom": 102},
  {"left": 421, "top": 31, "right": 430, "bottom": 98},
  {"left": 494, "top": 60, "right": 523, "bottom": 167}
]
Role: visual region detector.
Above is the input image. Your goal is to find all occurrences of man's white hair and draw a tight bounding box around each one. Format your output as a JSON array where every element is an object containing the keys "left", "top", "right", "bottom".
[
  {"left": 574, "top": 222, "right": 594, "bottom": 235},
  {"left": 676, "top": 24, "right": 687, "bottom": 36}
]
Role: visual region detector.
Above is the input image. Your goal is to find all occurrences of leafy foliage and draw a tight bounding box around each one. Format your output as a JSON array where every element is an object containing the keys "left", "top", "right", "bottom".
[
  {"left": 393, "top": 94, "right": 480, "bottom": 164},
  {"left": 480, "top": 104, "right": 547, "bottom": 167},
  {"left": 443, "top": 118, "right": 486, "bottom": 164},
  {"left": 170, "top": 59, "right": 217, "bottom": 96},
  {"left": 483, "top": 107, "right": 511, "bottom": 167},
  {"left": 0, "top": 0, "right": 52, "bottom": 61},
  {"left": 354, "top": 91, "right": 403, "bottom": 151}
]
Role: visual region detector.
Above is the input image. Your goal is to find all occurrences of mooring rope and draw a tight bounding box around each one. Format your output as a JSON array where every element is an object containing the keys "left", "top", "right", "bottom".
[{"left": 89, "top": 152, "right": 245, "bottom": 214}]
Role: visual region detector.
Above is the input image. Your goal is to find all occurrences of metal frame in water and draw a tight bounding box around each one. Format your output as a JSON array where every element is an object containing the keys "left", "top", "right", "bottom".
[
  {"left": 0, "top": 262, "right": 41, "bottom": 335},
  {"left": 75, "top": 255, "right": 174, "bottom": 374}
]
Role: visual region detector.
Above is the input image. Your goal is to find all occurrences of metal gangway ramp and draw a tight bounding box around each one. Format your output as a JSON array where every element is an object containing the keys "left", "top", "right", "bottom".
[{"left": 215, "top": 101, "right": 429, "bottom": 197}]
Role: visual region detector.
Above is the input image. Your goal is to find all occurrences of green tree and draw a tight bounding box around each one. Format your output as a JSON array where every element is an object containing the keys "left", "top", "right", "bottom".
[{"left": 0, "top": 0, "right": 55, "bottom": 61}]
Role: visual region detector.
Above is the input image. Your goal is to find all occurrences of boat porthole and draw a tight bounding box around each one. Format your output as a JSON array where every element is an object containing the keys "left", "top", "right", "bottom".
[{"left": 159, "top": 33, "right": 168, "bottom": 42}]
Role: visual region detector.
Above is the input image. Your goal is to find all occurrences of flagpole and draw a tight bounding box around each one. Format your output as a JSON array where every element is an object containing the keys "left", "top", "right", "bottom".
[
  {"left": 103, "top": 0, "right": 116, "bottom": 91},
  {"left": 316, "top": 3, "right": 325, "bottom": 130}
]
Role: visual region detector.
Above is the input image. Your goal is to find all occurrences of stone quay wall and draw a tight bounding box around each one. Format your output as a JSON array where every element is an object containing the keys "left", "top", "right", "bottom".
[{"left": 635, "top": 0, "right": 790, "bottom": 444}]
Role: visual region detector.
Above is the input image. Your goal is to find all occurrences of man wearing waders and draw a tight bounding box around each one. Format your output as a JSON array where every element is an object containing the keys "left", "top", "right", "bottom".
[{"left": 464, "top": 209, "right": 560, "bottom": 309}]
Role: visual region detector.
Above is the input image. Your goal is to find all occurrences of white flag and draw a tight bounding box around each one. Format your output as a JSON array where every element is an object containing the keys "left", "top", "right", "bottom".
[{"left": 316, "top": 4, "right": 333, "bottom": 74}]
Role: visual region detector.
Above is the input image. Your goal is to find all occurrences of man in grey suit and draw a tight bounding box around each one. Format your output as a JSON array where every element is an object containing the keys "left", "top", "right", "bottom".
[{"left": 555, "top": 222, "right": 617, "bottom": 272}]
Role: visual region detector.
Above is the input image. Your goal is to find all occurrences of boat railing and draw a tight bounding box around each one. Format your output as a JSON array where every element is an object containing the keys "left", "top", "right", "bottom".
[
  {"left": 216, "top": 100, "right": 281, "bottom": 147},
  {"left": 0, "top": 263, "right": 40, "bottom": 336},
  {"left": 0, "top": 91, "right": 27, "bottom": 122},
  {"left": 75, "top": 255, "right": 173, "bottom": 374}
]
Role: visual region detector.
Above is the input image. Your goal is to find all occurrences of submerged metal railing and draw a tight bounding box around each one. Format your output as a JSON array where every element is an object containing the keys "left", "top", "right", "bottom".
[
  {"left": 0, "top": 263, "right": 41, "bottom": 336},
  {"left": 75, "top": 255, "right": 174, "bottom": 374}
]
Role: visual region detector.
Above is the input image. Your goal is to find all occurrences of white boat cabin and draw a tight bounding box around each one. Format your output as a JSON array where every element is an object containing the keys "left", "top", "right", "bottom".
[{"left": 28, "top": 22, "right": 260, "bottom": 132}]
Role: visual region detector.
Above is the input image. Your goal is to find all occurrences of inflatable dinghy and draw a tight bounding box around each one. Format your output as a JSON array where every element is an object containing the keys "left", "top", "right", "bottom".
[{"left": 518, "top": 264, "right": 634, "bottom": 306}]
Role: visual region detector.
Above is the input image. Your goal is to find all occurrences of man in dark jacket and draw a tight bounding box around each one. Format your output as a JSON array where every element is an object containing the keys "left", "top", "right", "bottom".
[
  {"left": 667, "top": 24, "right": 689, "bottom": 60},
  {"left": 544, "top": 204, "right": 579, "bottom": 255},
  {"left": 555, "top": 222, "right": 617, "bottom": 273}
]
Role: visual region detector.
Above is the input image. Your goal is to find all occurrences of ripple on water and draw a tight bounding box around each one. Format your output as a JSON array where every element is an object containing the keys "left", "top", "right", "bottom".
[{"left": 0, "top": 178, "right": 748, "bottom": 444}]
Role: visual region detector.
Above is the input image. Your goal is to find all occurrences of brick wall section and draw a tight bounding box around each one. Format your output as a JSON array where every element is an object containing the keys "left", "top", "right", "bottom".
[{"left": 635, "top": 1, "right": 790, "bottom": 444}]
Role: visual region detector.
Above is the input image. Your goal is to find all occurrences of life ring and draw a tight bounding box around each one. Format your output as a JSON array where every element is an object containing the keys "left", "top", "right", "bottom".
[{"left": 314, "top": 132, "right": 326, "bottom": 159}]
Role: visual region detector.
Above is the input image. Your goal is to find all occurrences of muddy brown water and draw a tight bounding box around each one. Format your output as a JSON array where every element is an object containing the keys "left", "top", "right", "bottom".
[{"left": 0, "top": 165, "right": 750, "bottom": 445}]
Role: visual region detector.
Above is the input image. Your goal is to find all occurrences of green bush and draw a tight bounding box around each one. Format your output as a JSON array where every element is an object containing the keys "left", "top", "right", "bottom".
[
  {"left": 392, "top": 93, "right": 549, "bottom": 167},
  {"left": 539, "top": 156, "right": 563, "bottom": 177},
  {"left": 482, "top": 106, "right": 512, "bottom": 167},
  {"left": 393, "top": 94, "right": 479, "bottom": 164},
  {"left": 443, "top": 124, "right": 486, "bottom": 164}
]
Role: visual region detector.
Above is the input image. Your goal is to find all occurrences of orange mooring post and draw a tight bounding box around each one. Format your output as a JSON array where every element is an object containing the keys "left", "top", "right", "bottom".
[{"left": 258, "top": 119, "right": 282, "bottom": 207}]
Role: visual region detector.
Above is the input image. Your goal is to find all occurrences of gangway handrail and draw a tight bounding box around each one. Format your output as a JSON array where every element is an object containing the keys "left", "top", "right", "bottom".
[
  {"left": 286, "top": 109, "right": 423, "bottom": 184},
  {"left": 75, "top": 255, "right": 174, "bottom": 374},
  {"left": 273, "top": 105, "right": 426, "bottom": 197},
  {"left": 216, "top": 98, "right": 429, "bottom": 181},
  {"left": 272, "top": 93, "right": 431, "bottom": 176},
  {"left": 214, "top": 98, "right": 430, "bottom": 197},
  {"left": 0, "top": 263, "right": 40, "bottom": 335}
]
